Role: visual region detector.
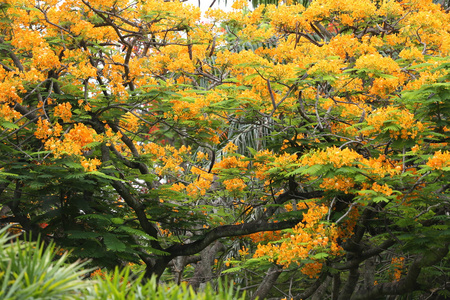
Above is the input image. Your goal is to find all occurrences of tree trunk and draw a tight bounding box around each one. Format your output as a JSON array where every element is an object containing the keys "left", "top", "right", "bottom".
[
  {"left": 251, "top": 265, "right": 282, "bottom": 300},
  {"left": 189, "top": 240, "right": 224, "bottom": 291}
]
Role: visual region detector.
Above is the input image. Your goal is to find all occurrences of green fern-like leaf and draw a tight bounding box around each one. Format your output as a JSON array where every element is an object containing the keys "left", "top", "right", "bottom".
[
  {"left": 117, "top": 225, "right": 157, "bottom": 241},
  {"left": 103, "top": 234, "right": 127, "bottom": 252}
]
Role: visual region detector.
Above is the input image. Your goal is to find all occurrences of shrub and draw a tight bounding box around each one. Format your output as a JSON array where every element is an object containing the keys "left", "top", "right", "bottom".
[{"left": 0, "top": 226, "right": 244, "bottom": 300}]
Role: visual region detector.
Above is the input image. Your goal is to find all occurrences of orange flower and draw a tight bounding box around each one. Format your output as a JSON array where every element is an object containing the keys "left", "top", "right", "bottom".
[
  {"left": 371, "top": 182, "right": 393, "bottom": 196},
  {"left": 80, "top": 157, "right": 102, "bottom": 172},
  {"left": 223, "top": 178, "right": 246, "bottom": 192},
  {"left": 426, "top": 151, "right": 450, "bottom": 170},
  {"left": 390, "top": 257, "right": 405, "bottom": 282},
  {"left": 300, "top": 146, "right": 363, "bottom": 168},
  {"left": 320, "top": 176, "right": 355, "bottom": 193},
  {"left": 53, "top": 102, "right": 73, "bottom": 123},
  {"left": 119, "top": 112, "right": 140, "bottom": 132},
  {"left": 34, "top": 118, "right": 52, "bottom": 140}
]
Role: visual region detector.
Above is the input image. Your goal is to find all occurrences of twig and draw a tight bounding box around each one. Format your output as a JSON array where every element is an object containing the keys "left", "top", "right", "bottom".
[{"left": 336, "top": 203, "right": 357, "bottom": 224}]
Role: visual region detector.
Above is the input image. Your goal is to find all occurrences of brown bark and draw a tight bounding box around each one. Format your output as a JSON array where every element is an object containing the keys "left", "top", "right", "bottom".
[
  {"left": 251, "top": 265, "right": 282, "bottom": 300},
  {"left": 189, "top": 240, "right": 225, "bottom": 290},
  {"left": 311, "top": 275, "right": 332, "bottom": 300},
  {"left": 350, "top": 244, "right": 450, "bottom": 300}
]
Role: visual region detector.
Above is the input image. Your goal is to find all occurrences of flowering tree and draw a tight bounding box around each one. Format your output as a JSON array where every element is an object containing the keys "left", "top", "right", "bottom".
[{"left": 0, "top": 0, "right": 449, "bottom": 298}]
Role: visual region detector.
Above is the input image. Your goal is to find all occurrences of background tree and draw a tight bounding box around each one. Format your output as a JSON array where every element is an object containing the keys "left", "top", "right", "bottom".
[{"left": 0, "top": 0, "right": 449, "bottom": 299}]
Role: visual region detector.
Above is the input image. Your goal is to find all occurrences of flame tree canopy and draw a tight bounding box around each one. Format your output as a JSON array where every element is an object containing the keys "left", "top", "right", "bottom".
[{"left": 0, "top": 0, "right": 449, "bottom": 298}]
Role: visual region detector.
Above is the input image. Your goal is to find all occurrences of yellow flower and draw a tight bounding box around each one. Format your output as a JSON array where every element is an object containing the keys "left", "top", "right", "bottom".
[
  {"left": 119, "top": 112, "right": 140, "bottom": 132},
  {"left": 238, "top": 246, "right": 249, "bottom": 257},
  {"left": 53, "top": 102, "right": 73, "bottom": 123},
  {"left": 223, "top": 178, "right": 246, "bottom": 192},
  {"left": 371, "top": 182, "right": 393, "bottom": 196},
  {"left": 320, "top": 176, "right": 355, "bottom": 193},
  {"left": 426, "top": 151, "right": 450, "bottom": 170},
  {"left": 301, "top": 146, "right": 363, "bottom": 168},
  {"left": 81, "top": 158, "right": 102, "bottom": 172}
]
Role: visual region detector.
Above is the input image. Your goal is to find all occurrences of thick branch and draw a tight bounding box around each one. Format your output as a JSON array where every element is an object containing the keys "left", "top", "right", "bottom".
[
  {"left": 0, "top": 37, "right": 24, "bottom": 71},
  {"left": 295, "top": 272, "right": 329, "bottom": 300},
  {"left": 333, "top": 239, "right": 396, "bottom": 270},
  {"left": 251, "top": 265, "right": 282, "bottom": 300},
  {"left": 351, "top": 244, "right": 450, "bottom": 300},
  {"left": 12, "top": 104, "right": 39, "bottom": 122},
  {"left": 166, "top": 219, "right": 301, "bottom": 257},
  {"left": 110, "top": 180, "right": 161, "bottom": 250},
  {"left": 338, "top": 267, "right": 360, "bottom": 300}
]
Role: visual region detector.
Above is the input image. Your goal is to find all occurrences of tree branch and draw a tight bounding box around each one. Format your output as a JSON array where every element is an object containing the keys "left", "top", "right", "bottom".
[
  {"left": 166, "top": 219, "right": 302, "bottom": 257},
  {"left": 251, "top": 265, "right": 282, "bottom": 300},
  {"left": 351, "top": 244, "right": 450, "bottom": 300}
]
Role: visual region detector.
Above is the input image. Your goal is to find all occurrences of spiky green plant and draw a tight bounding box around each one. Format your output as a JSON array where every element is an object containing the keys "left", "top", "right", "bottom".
[
  {"left": 85, "top": 267, "right": 245, "bottom": 300},
  {"left": 0, "top": 226, "right": 90, "bottom": 300},
  {"left": 0, "top": 226, "right": 245, "bottom": 300}
]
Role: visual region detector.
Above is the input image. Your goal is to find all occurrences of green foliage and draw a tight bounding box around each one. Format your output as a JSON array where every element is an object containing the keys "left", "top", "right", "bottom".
[
  {"left": 88, "top": 268, "right": 244, "bottom": 300},
  {"left": 0, "top": 226, "right": 245, "bottom": 300},
  {"left": 1, "top": 0, "right": 450, "bottom": 299},
  {"left": 0, "top": 226, "right": 90, "bottom": 300}
]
